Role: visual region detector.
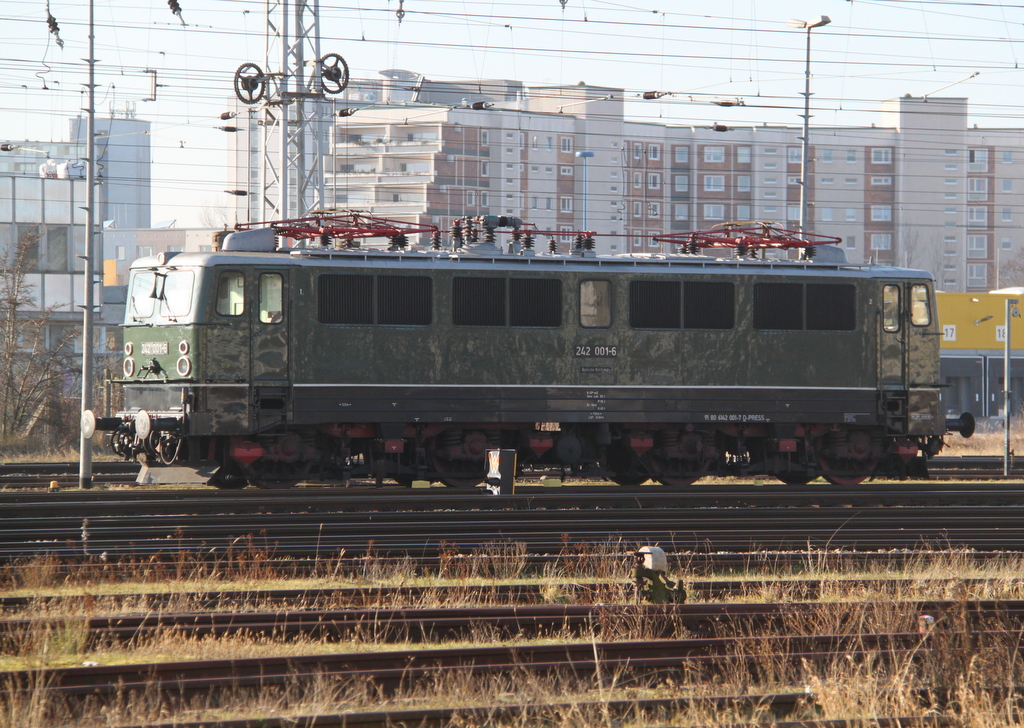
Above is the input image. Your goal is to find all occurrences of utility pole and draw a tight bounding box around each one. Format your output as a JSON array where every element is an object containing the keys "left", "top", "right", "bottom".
[{"left": 78, "top": 0, "right": 97, "bottom": 490}]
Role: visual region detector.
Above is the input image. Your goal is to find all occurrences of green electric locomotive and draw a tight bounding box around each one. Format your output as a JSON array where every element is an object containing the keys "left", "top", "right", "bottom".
[{"left": 84, "top": 218, "right": 973, "bottom": 488}]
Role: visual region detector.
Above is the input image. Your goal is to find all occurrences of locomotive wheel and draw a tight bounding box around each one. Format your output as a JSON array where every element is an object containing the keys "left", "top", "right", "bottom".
[
  {"left": 775, "top": 472, "right": 815, "bottom": 486},
  {"left": 817, "top": 456, "right": 876, "bottom": 486},
  {"left": 646, "top": 454, "right": 709, "bottom": 487},
  {"left": 605, "top": 442, "right": 648, "bottom": 486},
  {"left": 209, "top": 473, "right": 247, "bottom": 490},
  {"left": 427, "top": 433, "right": 486, "bottom": 488}
]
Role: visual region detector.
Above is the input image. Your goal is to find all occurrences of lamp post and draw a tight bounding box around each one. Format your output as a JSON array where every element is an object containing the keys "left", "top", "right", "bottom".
[
  {"left": 787, "top": 15, "right": 831, "bottom": 234},
  {"left": 1005, "top": 297, "right": 1020, "bottom": 476},
  {"left": 575, "top": 150, "right": 594, "bottom": 230}
]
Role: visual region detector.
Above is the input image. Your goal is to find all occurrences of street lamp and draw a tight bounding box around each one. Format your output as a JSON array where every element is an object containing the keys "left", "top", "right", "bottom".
[
  {"left": 787, "top": 15, "right": 831, "bottom": 234},
  {"left": 575, "top": 151, "right": 595, "bottom": 230}
]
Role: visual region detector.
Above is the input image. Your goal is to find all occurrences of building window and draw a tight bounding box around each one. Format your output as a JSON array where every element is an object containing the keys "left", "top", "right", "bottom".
[
  {"left": 530, "top": 197, "right": 537, "bottom": 209},
  {"left": 480, "top": 193, "right": 489, "bottom": 206},
  {"left": 545, "top": 167, "right": 553, "bottom": 174},
  {"left": 704, "top": 146, "right": 725, "bottom": 163},
  {"left": 633, "top": 143, "right": 643, "bottom": 160},
  {"left": 846, "top": 208, "right": 857, "bottom": 221},
  {"left": 845, "top": 235, "right": 857, "bottom": 250},
  {"left": 871, "top": 233, "right": 893, "bottom": 250},
  {"left": 704, "top": 175, "right": 724, "bottom": 192},
  {"left": 674, "top": 146, "right": 689, "bottom": 164},
  {"left": 944, "top": 207, "right": 957, "bottom": 214},
  {"left": 945, "top": 149, "right": 957, "bottom": 156},
  {"left": 1003, "top": 208, "right": 1013, "bottom": 222},
  {"left": 763, "top": 206, "right": 778, "bottom": 214},
  {"left": 1004, "top": 179, "right": 1014, "bottom": 193},
  {"left": 649, "top": 144, "right": 660, "bottom": 160},
  {"left": 763, "top": 190, "right": 778, "bottom": 198},
  {"left": 969, "top": 148, "right": 989, "bottom": 172},
  {"left": 633, "top": 172, "right": 642, "bottom": 188},
  {"left": 560, "top": 197, "right": 573, "bottom": 212},
  {"left": 561, "top": 137, "right": 573, "bottom": 153},
  {"left": 944, "top": 235, "right": 958, "bottom": 244},
  {"left": 648, "top": 173, "right": 661, "bottom": 189},
  {"left": 871, "top": 176, "right": 892, "bottom": 185},
  {"left": 968, "top": 235, "right": 987, "bottom": 258},
  {"left": 788, "top": 147, "right": 802, "bottom": 164},
  {"left": 845, "top": 177, "right": 857, "bottom": 185},
  {"left": 545, "top": 198, "right": 552, "bottom": 210},
  {"left": 871, "top": 205, "right": 892, "bottom": 222},
  {"left": 465, "top": 191, "right": 476, "bottom": 206},
  {"left": 736, "top": 204, "right": 751, "bottom": 219},
  {"left": 821, "top": 149, "right": 833, "bottom": 163},
  {"left": 737, "top": 146, "right": 751, "bottom": 164},
  {"left": 820, "top": 208, "right": 833, "bottom": 222},
  {"left": 648, "top": 202, "right": 660, "bottom": 218},
  {"left": 968, "top": 207, "right": 988, "bottom": 227},
  {"left": 968, "top": 177, "right": 988, "bottom": 200},
  {"left": 788, "top": 176, "right": 801, "bottom": 185},
  {"left": 480, "top": 131, "right": 489, "bottom": 145},
  {"left": 764, "top": 162, "right": 778, "bottom": 170},
  {"left": 945, "top": 178, "right": 957, "bottom": 185},
  {"left": 871, "top": 148, "right": 893, "bottom": 164},
  {"left": 506, "top": 177, "right": 514, "bottom": 185},
  {"left": 481, "top": 163, "right": 489, "bottom": 176},
  {"left": 560, "top": 166, "right": 573, "bottom": 175},
  {"left": 737, "top": 176, "right": 751, "bottom": 192},
  {"left": 847, "top": 149, "right": 857, "bottom": 163},
  {"left": 764, "top": 147, "right": 778, "bottom": 155},
  {"left": 763, "top": 177, "right": 777, "bottom": 185},
  {"left": 1002, "top": 236, "right": 1013, "bottom": 250},
  {"left": 633, "top": 201, "right": 642, "bottom": 218},
  {"left": 787, "top": 206, "right": 799, "bottom": 221},
  {"left": 1003, "top": 150, "right": 1013, "bottom": 164},
  {"left": 968, "top": 263, "right": 988, "bottom": 286},
  {"left": 673, "top": 175, "right": 689, "bottom": 194},
  {"left": 673, "top": 204, "right": 689, "bottom": 221},
  {"left": 703, "top": 204, "right": 725, "bottom": 220},
  {"left": 945, "top": 164, "right": 958, "bottom": 171},
  {"left": 821, "top": 177, "right": 834, "bottom": 185},
  {"left": 546, "top": 137, "right": 553, "bottom": 151},
  {"left": 945, "top": 193, "right": 958, "bottom": 200}
]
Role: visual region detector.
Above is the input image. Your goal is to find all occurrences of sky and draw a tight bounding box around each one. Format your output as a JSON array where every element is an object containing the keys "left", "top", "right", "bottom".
[{"left": 4, "top": 0, "right": 1024, "bottom": 226}]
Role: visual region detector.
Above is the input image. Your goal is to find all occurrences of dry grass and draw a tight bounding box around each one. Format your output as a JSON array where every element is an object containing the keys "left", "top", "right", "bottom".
[{"left": 5, "top": 544, "right": 1024, "bottom": 726}]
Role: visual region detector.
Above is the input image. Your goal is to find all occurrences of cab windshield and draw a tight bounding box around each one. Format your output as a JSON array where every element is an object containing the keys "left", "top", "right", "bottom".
[{"left": 127, "top": 269, "right": 196, "bottom": 323}]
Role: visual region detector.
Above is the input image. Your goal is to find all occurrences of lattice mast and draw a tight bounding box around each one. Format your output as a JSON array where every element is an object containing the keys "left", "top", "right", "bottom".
[{"left": 234, "top": 1, "right": 349, "bottom": 220}]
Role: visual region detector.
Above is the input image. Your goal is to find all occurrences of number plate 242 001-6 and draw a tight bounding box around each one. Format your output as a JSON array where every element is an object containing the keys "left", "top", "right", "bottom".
[{"left": 574, "top": 345, "right": 618, "bottom": 358}]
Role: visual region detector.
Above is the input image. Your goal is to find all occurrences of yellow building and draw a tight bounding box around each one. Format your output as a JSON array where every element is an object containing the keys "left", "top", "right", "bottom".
[{"left": 937, "top": 290, "right": 1024, "bottom": 418}]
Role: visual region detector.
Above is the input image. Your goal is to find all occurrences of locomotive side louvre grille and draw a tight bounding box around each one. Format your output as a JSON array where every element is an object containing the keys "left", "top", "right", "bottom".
[
  {"left": 318, "top": 274, "right": 372, "bottom": 325},
  {"left": 683, "top": 281, "right": 734, "bottom": 329},
  {"left": 753, "top": 282, "right": 803, "bottom": 330},
  {"left": 378, "top": 275, "right": 433, "bottom": 326},
  {"left": 629, "top": 280, "right": 681, "bottom": 329},
  {"left": 453, "top": 277, "right": 506, "bottom": 326},
  {"left": 806, "top": 283, "right": 856, "bottom": 331},
  {"left": 510, "top": 278, "right": 562, "bottom": 327}
]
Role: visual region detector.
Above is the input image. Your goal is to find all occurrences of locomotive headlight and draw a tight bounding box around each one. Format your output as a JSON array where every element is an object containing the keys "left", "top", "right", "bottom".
[
  {"left": 123, "top": 357, "right": 135, "bottom": 377},
  {"left": 176, "top": 356, "right": 192, "bottom": 377},
  {"left": 178, "top": 340, "right": 190, "bottom": 355},
  {"left": 124, "top": 342, "right": 133, "bottom": 356}
]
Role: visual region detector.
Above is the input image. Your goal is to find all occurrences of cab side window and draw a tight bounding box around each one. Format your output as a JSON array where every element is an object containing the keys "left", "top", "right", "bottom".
[
  {"left": 259, "top": 273, "right": 283, "bottom": 324},
  {"left": 882, "top": 285, "right": 900, "bottom": 332},
  {"left": 216, "top": 271, "right": 245, "bottom": 316},
  {"left": 910, "top": 284, "right": 931, "bottom": 326}
]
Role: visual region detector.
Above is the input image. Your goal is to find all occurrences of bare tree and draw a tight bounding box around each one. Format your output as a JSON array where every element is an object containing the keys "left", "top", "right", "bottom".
[
  {"left": 0, "top": 227, "right": 79, "bottom": 447},
  {"left": 198, "top": 199, "right": 229, "bottom": 228}
]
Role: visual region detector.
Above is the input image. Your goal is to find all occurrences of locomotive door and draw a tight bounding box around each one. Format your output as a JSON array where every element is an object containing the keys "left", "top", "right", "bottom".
[
  {"left": 878, "top": 282, "right": 906, "bottom": 388},
  {"left": 251, "top": 271, "right": 290, "bottom": 429}
]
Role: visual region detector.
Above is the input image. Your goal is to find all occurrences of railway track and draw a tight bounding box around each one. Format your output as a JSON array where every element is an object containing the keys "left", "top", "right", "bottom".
[
  {"left": 0, "top": 455, "right": 1019, "bottom": 490},
  {"left": 3, "top": 599, "right": 1021, "bottom": 645},
  {"left": 4, "top": 496, "right": 1024, "bottom": 559},
  {"left": 3, "top": 576, "right": 1018, "bottom": 613}
]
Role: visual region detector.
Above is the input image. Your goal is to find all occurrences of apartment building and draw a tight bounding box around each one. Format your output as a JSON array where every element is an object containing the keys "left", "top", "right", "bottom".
[{"left": 229, "top": 73, "right": 1024, "bottom": 292}]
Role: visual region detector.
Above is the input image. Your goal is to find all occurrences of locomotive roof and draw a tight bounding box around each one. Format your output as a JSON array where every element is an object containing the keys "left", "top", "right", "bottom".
[{"left": 130, "top": 248, "right": 934, "bottom": 281}]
